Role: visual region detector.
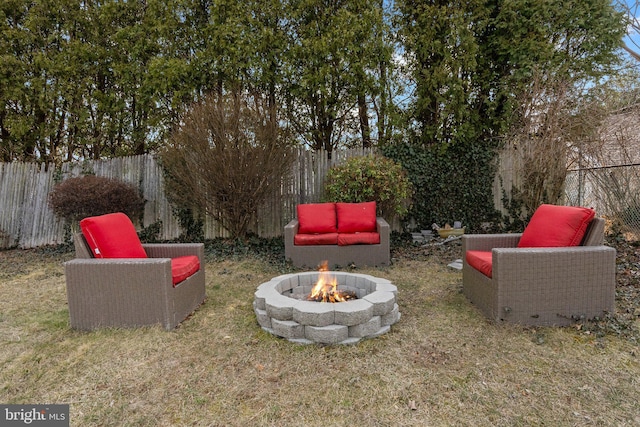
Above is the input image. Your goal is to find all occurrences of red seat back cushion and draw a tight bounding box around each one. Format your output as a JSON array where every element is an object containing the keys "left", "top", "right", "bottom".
[
  {"left": 517, "top": 204, "right": 595, "bottom": 248},
  {"left": 171, "top": 255, "right": 200, "bottom": 285},
  {"left": 466, "top": 250, "right": 493, "bottom": 278},
  {"left": 336, "top": 202, "right": 377, "bottom": 233},
  {"left": 337, "top": 232, "right": 380, "bottom": 246},
  {"left": 297, "top": 203, "right": 337, "bottom": 234},
  {"left": 80, "top": 212, "right": 147, "bottom": 258},
  {"left": 294, "top": 233, "right": 339, "bottom": 245}
]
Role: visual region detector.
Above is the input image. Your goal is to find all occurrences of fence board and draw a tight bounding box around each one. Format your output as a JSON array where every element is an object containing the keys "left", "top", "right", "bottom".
[
  {"left": 0, "top": 148, "right": 379, "bottom": 248},
  {"left": 7, "top": 147, "right": 630, "bottom": 248}
]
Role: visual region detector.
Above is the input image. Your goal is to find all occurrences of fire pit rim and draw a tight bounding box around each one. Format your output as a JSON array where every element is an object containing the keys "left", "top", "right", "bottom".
[{"left": 254, "top": 271, "right": 400, "bottom": 345}]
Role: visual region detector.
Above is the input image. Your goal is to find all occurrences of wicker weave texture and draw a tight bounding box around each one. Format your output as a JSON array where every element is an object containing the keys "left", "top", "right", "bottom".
[
  {"left": 462, "top": 218, "right": 615, "bottom": 326},
  {"left": 65, "top": 234, "right": 206, "bottom": 330},
  {"left": 284, "top": 217, "right": 390, "bottom": 268}
]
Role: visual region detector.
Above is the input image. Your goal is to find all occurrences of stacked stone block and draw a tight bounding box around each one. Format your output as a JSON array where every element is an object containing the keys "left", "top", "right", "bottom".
[{"left": 254, "top": 272, "right": 400, "bottom": 345}]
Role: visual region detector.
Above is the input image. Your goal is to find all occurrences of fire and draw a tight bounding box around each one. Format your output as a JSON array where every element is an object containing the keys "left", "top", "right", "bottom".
[{"left": 307, "top": 261, "right": 356, "bottom": 303}]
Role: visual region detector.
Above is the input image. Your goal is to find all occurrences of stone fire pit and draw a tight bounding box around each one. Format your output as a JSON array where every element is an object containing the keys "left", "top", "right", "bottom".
[{"left": 253, "top": 272, "right": 400, "bottom": 345}]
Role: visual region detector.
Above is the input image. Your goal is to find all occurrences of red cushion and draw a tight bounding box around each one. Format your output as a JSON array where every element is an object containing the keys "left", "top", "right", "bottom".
[
  {"left": 518, "top": 204, "right": 595, "bottom": 248},
  {"left": 466, "top": 250, "right": 493, "bottom": 278},
  {"left": 80, "top": 212, "right": 147, "bottom": 258},
  {"left": 171, "top": 255, "right": 200, "bottom": 285},
  {"left": 336, "top": 202, "right": 377, "bottom": 233},
  {"left": 337, "top": 232, "right": 380, "bottom": 246},
  {"left": 294, "top": 233, "right": 339, "bottom": 245},
  {"left": 297, "top": 203, "right": 337, "bottom": 234}
]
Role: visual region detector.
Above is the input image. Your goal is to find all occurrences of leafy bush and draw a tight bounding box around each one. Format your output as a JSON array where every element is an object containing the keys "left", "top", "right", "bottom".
[
  {"left": 137, "top": 220, "right": 163, "bottom": 243},
  {"left": 172, "top": 207, "right": 204, "bottom": 243},
  {"left": 382, "top": 142, "right": 501, "bottom": 231},
  {"left": 48, "top": 175, "right": 144, "bottom": 223},
  {"left": 322, "top": 155, "right": 413, "bottom": 219}
]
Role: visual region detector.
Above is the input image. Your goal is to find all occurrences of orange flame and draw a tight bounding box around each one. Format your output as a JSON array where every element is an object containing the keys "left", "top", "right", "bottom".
[{"left": 307, "top": 261, "right": 353, "bottom": 303}]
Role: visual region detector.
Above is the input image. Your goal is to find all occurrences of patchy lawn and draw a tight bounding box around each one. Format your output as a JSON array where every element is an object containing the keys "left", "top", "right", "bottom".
[{"left": 0, "top": 237, "right": 638, "bottom": 426}]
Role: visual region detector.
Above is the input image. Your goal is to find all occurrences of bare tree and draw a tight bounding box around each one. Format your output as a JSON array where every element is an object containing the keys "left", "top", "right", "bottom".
[
  {"left": 501, "top": 71, "right": 605, "bottom": 220},
  {"left": 615, "top": 0, "right": 640, "bottom": 61},
  {"left": 160, "top": 91, "right": 295, "bottom": 239},
  {"left": 581, "top": 99, "right": 640, "bottom": 231}
]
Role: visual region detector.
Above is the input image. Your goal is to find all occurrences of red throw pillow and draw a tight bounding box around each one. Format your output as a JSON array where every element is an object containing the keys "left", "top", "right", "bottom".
[
  {"left": 80, "top": 212, "right": 147, "bottom": 258},
  {"left": 337, "top": 232, "right": 380, "bottom": 246},
  {"left": 171, "top": 255, "right": 200, "bottom": 285},
  {"left": 466, "top": 250, "right": 493, "bottom": 278},
  {"left": 294, "top": 233, "right": 339, "bottom": 245},
  {"left": 297, "top": 203, "right": 337, "bottom": 234},
  {"left": 336, "top": 202, "right": 377, "bottom": 233},
  {"left": 518, "top": 204, "right": 595, "bottom": 248}
]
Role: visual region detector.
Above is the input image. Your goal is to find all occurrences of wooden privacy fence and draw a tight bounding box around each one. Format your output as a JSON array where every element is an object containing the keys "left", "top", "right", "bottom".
[{"left": 0, "top": 148, "right": 376, "bottom": 249}]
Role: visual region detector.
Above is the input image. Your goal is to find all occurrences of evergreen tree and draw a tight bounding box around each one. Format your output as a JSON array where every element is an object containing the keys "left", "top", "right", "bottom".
[
  {"left": 283, "top": 0, "right": 393, "bottom": 155},
  {"left": 389, "top": 0, "right": 625, "bottom": 229}
]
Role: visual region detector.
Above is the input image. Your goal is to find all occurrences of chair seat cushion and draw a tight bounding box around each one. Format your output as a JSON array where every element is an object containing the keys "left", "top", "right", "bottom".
[
  {"left": 518, "top": 204, "right": 595, "bottom": 248},
  {"left": 297, "top": 203, "right": 338, "bottom": 234},
  {"left": 466, "top": 250, "right": 493, "bottom": 278},
  {"left": 337, "top": 232, "right": 380, "bottom": 246},
  {"left": 171, "top": 255, "right": 200, "bottom": 285},
  {"left": 80, "top": 212, "right": 147, "bottom": 258},
  {"left": 336, "top": 201, "right": 377, "bottom": 233},
  {"left": 294, "top": 233, "right": 339, "bottom": 245}
]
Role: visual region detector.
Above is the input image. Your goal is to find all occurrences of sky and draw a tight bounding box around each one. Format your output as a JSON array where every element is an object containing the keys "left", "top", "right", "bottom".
[{"left": 619, "top": 0, "right": 640, "bottom": 61}]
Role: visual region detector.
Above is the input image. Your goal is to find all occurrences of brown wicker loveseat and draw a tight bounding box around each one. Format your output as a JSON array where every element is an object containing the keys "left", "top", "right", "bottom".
[
  {"left": 284, "top": 201, "right": 390, "bottom": 268},
  {"left": 462, "top": 205, "right": 616, "bottom": 326},
  {"left": 64, "top": 213, "right": 206, "bottom": 330}
]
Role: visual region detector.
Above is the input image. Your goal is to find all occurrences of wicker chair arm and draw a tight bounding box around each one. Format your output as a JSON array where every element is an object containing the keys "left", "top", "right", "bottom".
[
  {"left": 284, "top": 219, "right": 299, "bottom": 245},
  {"left": 462, "top": 233, "right": 522, "bottom": 252},
  {"left": 65, "top": 258, "right": 173, "bottom": 289},
  {"left": 64, "top": 258, "right": 174, "bottom": 327},
  {"left": 376, "top": 217, "right": 390, "bottom": 246},
  {"left": 143, "top": 243, "right": 204, "bottom": 261},
  {"left": 492, "top": 245, "right": 616, "bottom": 285}
]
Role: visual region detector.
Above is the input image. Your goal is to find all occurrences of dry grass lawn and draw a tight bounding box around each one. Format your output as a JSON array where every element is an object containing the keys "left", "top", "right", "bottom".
[{"left": 0, "top": 243, "right": 639, "bottom": 426}]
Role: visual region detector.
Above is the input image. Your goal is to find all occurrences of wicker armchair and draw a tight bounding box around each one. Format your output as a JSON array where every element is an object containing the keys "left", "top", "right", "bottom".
[
  {"left": 64, "top": 216, "right": 205, "bottom": 330},
  {"left": 462, "top": 216, "right": 616, "bottom": 326}
]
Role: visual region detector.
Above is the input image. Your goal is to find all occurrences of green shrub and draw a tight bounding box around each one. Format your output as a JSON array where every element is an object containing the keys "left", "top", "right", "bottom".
[
  {"left": 48, "top": 175, "right": 144, "bottom": 223},
  {"left": 172, "top": 207, "right": 204, "bottom": 242},
  {"left": 322, "top": 155, "right": 413, "bottom": 219}
]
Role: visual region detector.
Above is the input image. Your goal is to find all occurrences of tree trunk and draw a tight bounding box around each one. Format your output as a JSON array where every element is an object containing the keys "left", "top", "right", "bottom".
[{"left": 358, "top": 93, "right": 371, "bottom": 148}]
